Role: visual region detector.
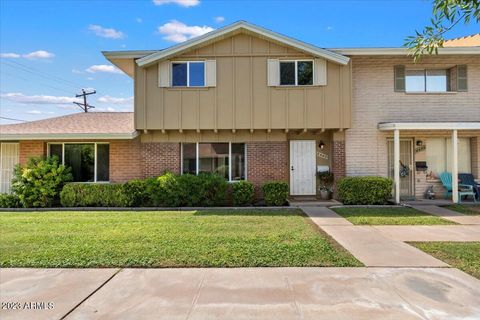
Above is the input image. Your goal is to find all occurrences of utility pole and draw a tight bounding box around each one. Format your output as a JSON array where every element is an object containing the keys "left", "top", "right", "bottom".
[{"left": 74, "top": 89, "right": 96, "bottom": 112}]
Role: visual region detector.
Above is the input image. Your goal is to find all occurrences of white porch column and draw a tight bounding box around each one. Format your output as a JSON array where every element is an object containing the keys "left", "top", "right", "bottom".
[
  {"left": 452, "top": 129, "right": 459, "bottom": 203},
  {"left": 394, "top": 129, "right": 400, "bottom": 204}
]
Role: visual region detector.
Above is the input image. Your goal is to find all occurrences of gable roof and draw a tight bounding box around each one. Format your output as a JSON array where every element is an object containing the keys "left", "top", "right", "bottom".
[
  {"left": 0, "top": 112, "right": 137, "bottom": 140},
  {"left": 136, "top": 21, "right": 350, "bottom": 66}
]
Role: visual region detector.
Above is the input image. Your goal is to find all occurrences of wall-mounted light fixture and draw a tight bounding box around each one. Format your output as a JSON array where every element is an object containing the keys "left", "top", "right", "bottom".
[
  {"left": 319, "top": 141, "right": 325, "bottom": 149},
  {"left": 416, "top": 140, "right": 423, "bottom": 147}
]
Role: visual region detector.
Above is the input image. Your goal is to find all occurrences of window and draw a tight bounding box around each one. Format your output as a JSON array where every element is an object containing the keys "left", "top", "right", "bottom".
[
  {"left": 172, "top": 61, "right": 205, "bottom": 87},
  {"left": 280, "top": 60, "right": 313, "bottom": 86},
  {"left": 48, "top": 143, "right": 109, "bottom": 182},
  {"left": 181, "top": 143, "right": 246, "bottom": 181},
  {"left": 426, "top": 138, "right": 471, "bottom": 177},
  {"left": 405, "top": 69, "right": 449, "bottom": 92}
]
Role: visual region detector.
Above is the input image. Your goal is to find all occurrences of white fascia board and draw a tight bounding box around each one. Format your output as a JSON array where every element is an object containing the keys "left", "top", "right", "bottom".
[
  {"left": 101, "top": 50, "right": 158, "bottom": 59},
  {"left": 378, "top": 122, "right": 480, "bottom": 131},
  {"left": 331, "top": 47, "right": 480, "bottom": 56},
  {"left": 0, "top": 131, "right": 139, "bottom": 141},
  {"left": 136, "top": 21, "right": 350, "bottom": 67}
]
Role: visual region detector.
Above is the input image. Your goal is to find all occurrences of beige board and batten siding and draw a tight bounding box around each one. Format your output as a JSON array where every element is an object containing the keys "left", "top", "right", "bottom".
[{"left": 134, "top": 33, "right": 351, "bottom": 132}]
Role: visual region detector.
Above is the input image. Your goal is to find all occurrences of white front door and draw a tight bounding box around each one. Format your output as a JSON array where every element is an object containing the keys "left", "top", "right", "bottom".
[
  {"left": 290, "top": 140, "right": 316, "bottom": 195},
  {"left": 0, "top": 143, "right": 19, "bottom": 194}
]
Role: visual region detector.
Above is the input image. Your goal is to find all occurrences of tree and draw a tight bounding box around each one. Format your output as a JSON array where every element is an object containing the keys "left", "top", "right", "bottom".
[{"left": 405, "top": 0, "right": 479, "bottom": 62}]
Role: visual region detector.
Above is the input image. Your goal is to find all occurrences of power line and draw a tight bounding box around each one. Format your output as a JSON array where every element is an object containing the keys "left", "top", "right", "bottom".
[
  {"left": 0, "top": 116, "right": 27, "bottom": 122},
  {"left": 2, "top": 59, "right": 85, "bottom": 89},
  {"left": 0, "top": 70, "right": 75, "bottom": 95}
]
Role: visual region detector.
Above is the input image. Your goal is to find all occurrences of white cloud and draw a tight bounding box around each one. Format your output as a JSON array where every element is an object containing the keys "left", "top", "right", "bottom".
[
  {"left": 152, "top": 0, "right": 199, "bottom": 7},
  {"left": 1, "top": 51, "right": 54, "bottom": 59},
  {"left": 98, "top": 95, "right": 133, "bottom": 105},
  {"left": 214, "top": 16, "right": 225, "bottom": 23},
  {"left": 86, "top": 64, "right": 123, "bottom": 74},
  {"left": 88, "top": 24, "right": 125, "bottom": 39},
  {"left": 95, "top": 107, "right": 117, "bottom": 112},
  {"left": 1, "top": 93, "right": 81, "bottom": 105},
  {"left": 72, "top": 68, "right": 84, "bottom": 74},
  {"left": 1, "top": 53, "right": 21, "bottom": 58},
  {"left": 158, "top": 20, "right": 214, "bottom": 43},
  {"left": 26, "top": 110, "right": 54, "bottom": 115}
]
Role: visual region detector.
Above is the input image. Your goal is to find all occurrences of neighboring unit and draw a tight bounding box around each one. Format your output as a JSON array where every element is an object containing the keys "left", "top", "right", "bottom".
[{"left": 1, "top": 22, "right": 479, "bottom": 203}]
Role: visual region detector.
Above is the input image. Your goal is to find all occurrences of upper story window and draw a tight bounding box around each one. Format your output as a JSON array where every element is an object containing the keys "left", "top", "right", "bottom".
[
  {"left": 405, "top": 69, "right": 449, "bottom": 92},
  {"left": 394, "top": 65, "right": 467, "bottom": 93},
  {"left": 280, "top": 60, "right": 313, "bottom": 86},
  {"left": 172, "top": 61, "right": 205, "bottom": 87}
]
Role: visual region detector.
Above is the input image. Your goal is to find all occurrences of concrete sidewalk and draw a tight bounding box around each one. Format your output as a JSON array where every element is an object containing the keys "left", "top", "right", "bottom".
[
  {"left": 374, "top": 225, "right": 480, "bottom": 241},
  {"left": 1, "top": 267, "right": 479, "bottom": 320}
]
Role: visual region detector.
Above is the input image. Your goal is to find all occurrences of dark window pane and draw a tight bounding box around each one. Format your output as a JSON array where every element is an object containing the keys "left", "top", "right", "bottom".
[
  {"left": 189, "top": 62, "right": 205, "bottom": 86},
  {"left": 198, "top": 143, "right": 229, "bottom": 179},
  {"left": 231, "top": 143, "right": 245, "bottom": 181},
  {"left": 96, "top": 144, "right": 109, "bottom": 182},
  {"left": 280, "top": 62, "right": 295, "bottom": 85},
  {"left": 297, "top": 61, "right": 313, "bottom": 85},
  {"left": 64, "top": 144, "right": 94, "bottom": 182},
  {"left": 49, "top": 144, "right": 62, "bottom": 162},
  {"left": 182, "top": 143, "right": 197, "bottom": 174},
  {"left": 172, "top": 63, "right": 187, "bottom": 86}
]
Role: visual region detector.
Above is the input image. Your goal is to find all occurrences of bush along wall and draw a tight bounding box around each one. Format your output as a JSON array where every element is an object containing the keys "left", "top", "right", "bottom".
[
  {"left": 60, "top": 183, "right": 126, "bottom": 207},
  {"left": 262, "top": 182, "right": 289, "bottom": 206},
  {"left": 231, "top": 181, "right": 255, "bottom": 206},
  {"left": 337, "top": 176, "right": 393, "bottom": 205}
]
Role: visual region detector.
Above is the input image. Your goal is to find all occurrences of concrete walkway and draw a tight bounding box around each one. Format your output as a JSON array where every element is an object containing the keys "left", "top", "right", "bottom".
[
  {"left": 411, "top": 205, "right": 480, "bottom": 225},
  {"left": 374, "top": 225, "right": 480, "bottom": 242},
  {"left": 1, "top": 267, "right": 479, "bottom": 320},
  {"left": 301, "top": 206, "right": 479, "bottom": 267}
]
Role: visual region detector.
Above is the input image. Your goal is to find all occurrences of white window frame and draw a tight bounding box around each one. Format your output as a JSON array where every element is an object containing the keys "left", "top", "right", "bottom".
[
  {"left": 279, "top": 60, "right": 314, "bottom": 86},
  {"left": 180, "top": 142, "right": 247, "bottom": 182},
  {"left": 47, "top": 142, "right": 110, "bottom": 183},
  {"left": 171, "top": 61, "right": 206, "bottom": 87},
  {"left": 405, "top": 68, "right": 449, "bottom": 93}
]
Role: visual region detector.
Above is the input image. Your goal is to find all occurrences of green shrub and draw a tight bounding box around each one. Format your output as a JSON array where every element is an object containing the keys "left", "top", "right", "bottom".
[
  {"left": 262, "top": 182, "right": 289, "bottom": 206},
  {"left": 12, "top": 156, "right": 72, "bottom": 208},
  {"left": 0, "top": 194, "right": 21, "bottom": 208},
  {"left": 337, "top": 176, "right": 393, "bottom": 205},
  {"left": 232, "top": 181, "right": 255, "bottom": 206},
  {"left": 60, "top": 183, "right": 126, "bottom": 207},
  {"left": 177, "top": 174, "right": 203, "bottom": 206},
  {"left": 123, "top": 179, "right": 150, "bottom": 207},
  {"left": 150, "top": 172, "right": 182, "bottom": 207},
  {"left": 197, "top": 173, "right": 228, "bottom": 206}
]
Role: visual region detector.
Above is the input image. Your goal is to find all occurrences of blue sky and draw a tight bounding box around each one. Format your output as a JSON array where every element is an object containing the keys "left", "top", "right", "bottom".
[{"left": 1, "top": 0, "right": 478, "bottom": 124}]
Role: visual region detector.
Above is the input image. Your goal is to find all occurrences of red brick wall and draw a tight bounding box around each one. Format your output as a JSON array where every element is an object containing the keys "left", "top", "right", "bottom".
[
  {"left": 109, "top": 139, "right": 143, "bottom": 183},
  {"left": 247, "top": 142, "right": 289, "bottom": 196},
  {"left": 142, "top": 142, "right": 181, "bottom": 178},
  {"left": 19, "top": 141, "right": 45, "bottom": 164},
  {"left": 331, "top": 140, "right": 346, "bottom": 198}
]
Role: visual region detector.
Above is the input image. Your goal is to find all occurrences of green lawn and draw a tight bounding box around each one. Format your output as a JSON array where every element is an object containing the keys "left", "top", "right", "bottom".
[
  {"left": 445, "top": 205, "right": 480, "bottom": 216},
  {"left": 331, "top": 207, "right": 455, "bottom": 225},
  {"left": 0, "top": 210, "right": 361, "bottom": 268},
  {"left": 410, "top": 242, "right": 480, "bottom": 279}
]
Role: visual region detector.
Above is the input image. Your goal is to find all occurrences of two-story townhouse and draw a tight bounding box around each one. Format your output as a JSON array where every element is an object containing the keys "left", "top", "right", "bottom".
[{"left": 1, "top": 22, "right": 478, "bottom": 203}]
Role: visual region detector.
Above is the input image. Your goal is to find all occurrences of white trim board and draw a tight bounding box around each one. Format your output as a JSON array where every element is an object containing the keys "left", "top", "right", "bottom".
[
  {"left": 136, "top": 21, "right": 349, "bottom": 67},
  {"left": 0, "top": 131, "right": 139, "bottom": 141},
  {"left": 378, "top": 122, "right": 480, "bottom": 131}
]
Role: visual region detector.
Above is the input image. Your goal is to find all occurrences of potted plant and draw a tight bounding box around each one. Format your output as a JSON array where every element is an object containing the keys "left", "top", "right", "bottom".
[{"left": 317, "top": 171, "right": 334, "bottom": 200}]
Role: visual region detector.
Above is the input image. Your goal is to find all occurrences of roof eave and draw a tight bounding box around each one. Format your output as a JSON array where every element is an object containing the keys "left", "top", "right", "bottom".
[
  {"left": 378, "top": 122, "right": 480, "bottom": 131},
  {"left": 0, "top": 131, "right": 139, "bottom": 141},
  {"left": 331, "top": 47, "right": 480, "bottom": 56},
  {"left": 136, "top": 21, "right": 350, "bottom": 67}
]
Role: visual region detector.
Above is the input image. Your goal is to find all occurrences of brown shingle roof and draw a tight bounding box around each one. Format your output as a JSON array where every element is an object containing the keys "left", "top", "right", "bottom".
[
  {"left": 0, "top": 112, "right": 137, "bottom": 140},
  {"left": 444, "top": 34, "right": 480, "bottom": 47}
]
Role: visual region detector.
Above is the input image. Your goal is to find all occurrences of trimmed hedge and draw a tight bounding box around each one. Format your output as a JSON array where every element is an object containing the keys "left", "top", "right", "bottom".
[
  {"left": 231, "top": 181, "right": 255, "bottom": 206},
  {"left": 0, "top": 194, "right": 22, "bottom": 208},
  {"left": 60, "top": 183, "right": 126, "bottom": 207},
  {"left": 262, "top": 182, "right": 289, "bottom": 206},
  {"left": 337, "top": 176, "right": 393, "bottom": 205}
]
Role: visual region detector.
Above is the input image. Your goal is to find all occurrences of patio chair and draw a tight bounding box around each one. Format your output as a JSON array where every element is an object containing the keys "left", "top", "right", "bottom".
[
  {"left": 439, "top": 172, "right": 476, "bottom": 203},
  {"left": 459, "top": 173, "right": 480, "bottom": 201}
]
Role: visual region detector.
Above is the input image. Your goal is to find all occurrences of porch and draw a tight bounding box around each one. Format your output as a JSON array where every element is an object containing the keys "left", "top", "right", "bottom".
[{"left": 379, "top": 122, "right": 480, "bottom": 204}]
